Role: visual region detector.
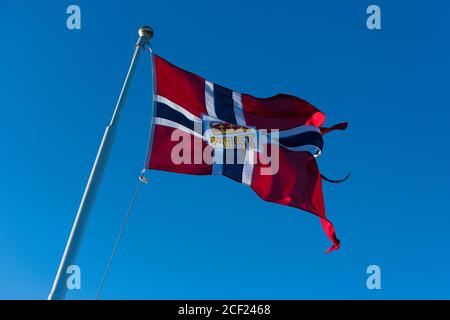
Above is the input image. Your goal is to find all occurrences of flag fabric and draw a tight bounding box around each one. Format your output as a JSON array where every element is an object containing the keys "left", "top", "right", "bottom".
[{"left": 146, "top": 55, "right": 347, "bottom": 252}]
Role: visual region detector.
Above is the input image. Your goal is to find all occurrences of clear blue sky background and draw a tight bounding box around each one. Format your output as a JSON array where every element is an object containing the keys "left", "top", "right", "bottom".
[{"left": 1, "top": 1, "right": 449, "bottom": 299}]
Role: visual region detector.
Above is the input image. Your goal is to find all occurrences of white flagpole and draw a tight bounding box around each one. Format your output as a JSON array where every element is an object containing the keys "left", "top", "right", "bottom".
[{"left": 48, "top": 26, "right": 154, "bottom": 300}]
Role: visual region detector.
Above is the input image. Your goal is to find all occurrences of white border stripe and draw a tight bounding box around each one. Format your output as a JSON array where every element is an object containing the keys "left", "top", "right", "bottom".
[
  {"left": 153, "top": 117, "right": 204, "bottom": 139},
  {"left": 285, "top": 144, "right": 321, "bottom": 157},
  {"left": 232, "top": 92, "right": 246, "bottom": 126},
  {"left": 205, "top": 80, "right": 217, "bottom": 118},
  {"left": 212, "top": 148, "right": 223, "bottom": 175},
  {"left": 155, "top": 95, "right": 201, "bottom": 122},
  {"left": 242, "top": 149, "right": 255, "bottom": 185},
  {"left": 278, "top": 125, "right": 320, "bottom": 138}
]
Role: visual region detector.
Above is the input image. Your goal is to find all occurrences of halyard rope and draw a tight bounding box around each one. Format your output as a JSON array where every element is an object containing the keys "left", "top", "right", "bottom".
[{"left": 95, "top": 176, "right": 146, "bottom": 300}]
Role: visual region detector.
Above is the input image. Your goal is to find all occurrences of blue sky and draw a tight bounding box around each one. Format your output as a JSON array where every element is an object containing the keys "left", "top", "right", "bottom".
[{"left": 1, "top": 0, "right": 449, "bottom": 299}]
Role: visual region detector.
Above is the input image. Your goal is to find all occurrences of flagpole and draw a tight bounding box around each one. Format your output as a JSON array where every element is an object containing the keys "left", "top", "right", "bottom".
[{"left": 48, "top": 26, "right": 154, "bottom": 300}]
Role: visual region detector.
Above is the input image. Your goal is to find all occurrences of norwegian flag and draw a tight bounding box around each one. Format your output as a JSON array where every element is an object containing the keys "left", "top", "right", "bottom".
[{"left": 146, "top": 55, "right": 347, "bottom": 252}]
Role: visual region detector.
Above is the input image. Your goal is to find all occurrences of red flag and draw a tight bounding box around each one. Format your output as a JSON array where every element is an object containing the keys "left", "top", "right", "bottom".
[{"left": 147, "top": 55, "right": 346, "bottom": 252}]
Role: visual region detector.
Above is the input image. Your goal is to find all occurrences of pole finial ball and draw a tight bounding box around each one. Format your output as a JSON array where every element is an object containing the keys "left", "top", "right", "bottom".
[{"left": 138, "top": 26, "right": 154, "bottom": 40}]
